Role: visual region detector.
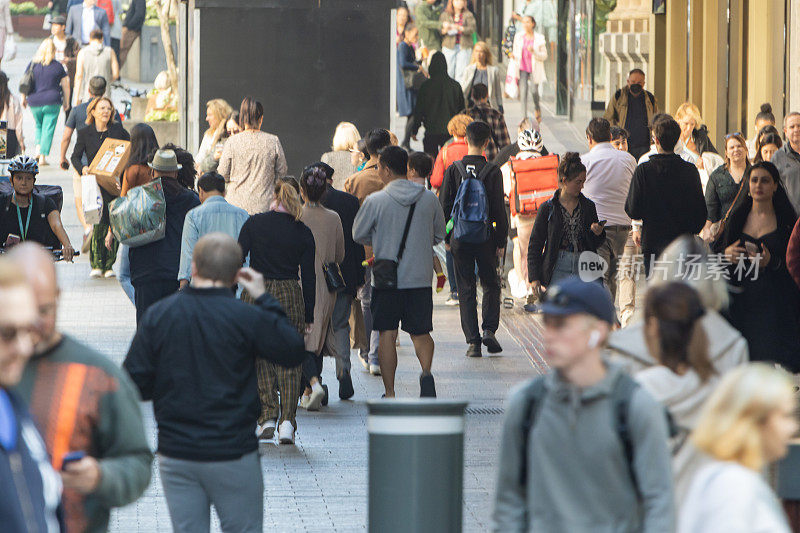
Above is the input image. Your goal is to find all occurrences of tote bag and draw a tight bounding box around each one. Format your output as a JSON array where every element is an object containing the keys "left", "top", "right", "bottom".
[{"left": 109, "top": 178, "right": 167, "bottom": 247}]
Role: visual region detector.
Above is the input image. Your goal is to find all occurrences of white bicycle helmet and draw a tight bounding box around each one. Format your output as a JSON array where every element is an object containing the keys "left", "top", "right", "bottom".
[{"left": 517, "top": 129, "right": 543, "bottom": 153}]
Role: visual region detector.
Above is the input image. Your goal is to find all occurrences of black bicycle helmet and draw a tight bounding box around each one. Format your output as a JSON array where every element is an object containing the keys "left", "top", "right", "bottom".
[{"left": 8, "top": 155, "right": 39, "bottom": 176}]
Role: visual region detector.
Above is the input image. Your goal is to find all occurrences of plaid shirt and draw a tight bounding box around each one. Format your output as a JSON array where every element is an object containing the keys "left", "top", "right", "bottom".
[{"left": 467, "top": 103, "right": 511, "bottom": 161}]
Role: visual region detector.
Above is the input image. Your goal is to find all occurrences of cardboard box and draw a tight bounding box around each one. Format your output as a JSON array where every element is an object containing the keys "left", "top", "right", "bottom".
[{"left": 89, "top": 138, "right": 131, "bottom": 197}]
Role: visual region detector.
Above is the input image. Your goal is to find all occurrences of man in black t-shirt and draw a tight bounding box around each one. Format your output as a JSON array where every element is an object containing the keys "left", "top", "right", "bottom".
[
  {"left": 439, "top": 121, "right": 509, "bottom": 358},
  {"left": 0, "top": 156, "right": 74, "bottom": 261}
]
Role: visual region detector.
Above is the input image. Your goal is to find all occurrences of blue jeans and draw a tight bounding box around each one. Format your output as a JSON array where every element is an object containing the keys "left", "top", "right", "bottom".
[
  {"left": 446, "top": 248, "right": 458, "bottom": 296},
  {"left": 442, "top": 44, "right": 471, "bottom": 81},
  {"left": 113, "top": 244, "right": 135, "bottom": 303},
  {"left": 549, "top": 250, "right": 579, "bottom": 287}
]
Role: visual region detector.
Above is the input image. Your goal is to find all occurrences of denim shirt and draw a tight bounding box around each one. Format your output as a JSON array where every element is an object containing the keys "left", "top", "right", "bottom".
[{"left": 178, "top": 195, "right": 249, "bottom": 281}]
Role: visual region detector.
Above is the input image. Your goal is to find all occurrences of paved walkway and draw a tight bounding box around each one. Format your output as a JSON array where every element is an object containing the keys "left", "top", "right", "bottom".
[{"left": 4, "top": 40, "right": 566, "bottom": 531}]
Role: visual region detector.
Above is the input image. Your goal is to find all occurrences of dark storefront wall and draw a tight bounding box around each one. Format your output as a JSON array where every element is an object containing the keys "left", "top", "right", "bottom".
[{"left": 184, "top": 0, "right": 395, "bottom": 174}]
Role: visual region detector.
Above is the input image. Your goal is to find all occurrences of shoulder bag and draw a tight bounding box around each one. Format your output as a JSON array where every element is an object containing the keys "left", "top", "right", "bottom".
[
  {"left": 322, "top": 261, "right": 346, "bottom": 293},
  {"left": 373, "top": 202, "right": 417, "bottom": 290},
  {"left": 19, "top": 63, "right": 35, "bottom": 96}
]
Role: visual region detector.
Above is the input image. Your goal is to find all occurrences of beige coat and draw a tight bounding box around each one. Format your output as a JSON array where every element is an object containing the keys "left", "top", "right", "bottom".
[{"left": 301, "top": 204, "right": 345, "bottom": 354}]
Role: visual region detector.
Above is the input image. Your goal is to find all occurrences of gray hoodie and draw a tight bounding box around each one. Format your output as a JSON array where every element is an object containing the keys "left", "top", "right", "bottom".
[
  {"left": 492, "top": 362, "right": 675, "bottom": 533},
  {"left": 353, "top": 179, "right": 445, "bottom": 289}
]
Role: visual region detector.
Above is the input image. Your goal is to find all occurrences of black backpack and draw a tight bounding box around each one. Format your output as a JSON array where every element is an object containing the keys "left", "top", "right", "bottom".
[{"left": 518, "top": 373, "right": 674, "bottom": 497}]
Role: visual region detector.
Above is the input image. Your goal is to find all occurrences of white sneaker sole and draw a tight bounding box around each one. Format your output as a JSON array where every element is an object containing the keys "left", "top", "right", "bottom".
[{"left": 306, "top": 389, "right": 325, "bottom": 411}]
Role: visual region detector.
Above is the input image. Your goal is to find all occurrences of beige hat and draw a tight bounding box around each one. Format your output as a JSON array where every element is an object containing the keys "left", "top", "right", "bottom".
[{"left": 148, "top": 149, "right": 183, "bottom": 172}]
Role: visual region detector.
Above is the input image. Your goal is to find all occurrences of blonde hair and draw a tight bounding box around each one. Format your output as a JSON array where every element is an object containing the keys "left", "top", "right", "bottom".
[
  {"left": 205, "top": 99, "right": 233, "bottom": 145},
  {"left": 331, "top": 122, "right": 361, "bottom": 152},
  {"left": 675, "top": 102, "right": 704, "bottom": 127},
  {"left": 447, "top": 114, "right": 473, "bottom": 138},
  {"left": 470, "top": 41, "right": 494, "bottom": 66},
  {"left": 389, "top": 131, "right": 399, "bottom": 146},
  {"left": 33, "top": 38, "right": 56, "bottom": 66},
  {"left": 692, "top": 364, "right": 794, "bottom": 471},
  {"left": 85, "top": 96, "right": 116, "bottom": 126},
  {"left": 274, "top": 179, "right": 303, "bottom": 221}
]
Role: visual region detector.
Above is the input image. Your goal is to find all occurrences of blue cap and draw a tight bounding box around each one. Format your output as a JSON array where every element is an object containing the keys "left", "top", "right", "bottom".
[{"left": 537, "top": 276, "right": 616, "bottom": 324}]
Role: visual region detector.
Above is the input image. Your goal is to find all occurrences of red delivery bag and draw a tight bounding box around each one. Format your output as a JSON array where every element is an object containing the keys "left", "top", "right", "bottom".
[{"left": 509, "top": 154, "right": 559, "bottom": 217}]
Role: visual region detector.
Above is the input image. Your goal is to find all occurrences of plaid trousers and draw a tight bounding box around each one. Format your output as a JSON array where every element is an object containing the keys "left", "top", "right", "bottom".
[{"left": 242, "top": 279, "right": 304, "bottom": 427}]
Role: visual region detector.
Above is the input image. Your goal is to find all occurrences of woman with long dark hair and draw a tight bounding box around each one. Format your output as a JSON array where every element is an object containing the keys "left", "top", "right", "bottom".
[
  {"left": 119, "top": 123, "right": 159, "bottom": 196},
  {"left": 70, "top": 96, "right": 129, "bottom": 278},
  {"left": 753, "top": 130, "right": 782, "bottom": 164},
  {"left": 0, "top": 71, "right": 24, "bottom": 156},
  {"left": 298, "top": 165, "right": 344, "bottom": 412},
  {"left": 528, "top": 152, "right": 605, "bottom": 295},
  {"left": 714, "top": 161, "right": 800, "bottom": 371},
  {"left": 238, "top": 177, "right": 315, "bottom": 444},
  {"left": 113, "top": 123, "right": 159, "bottom": 302}
]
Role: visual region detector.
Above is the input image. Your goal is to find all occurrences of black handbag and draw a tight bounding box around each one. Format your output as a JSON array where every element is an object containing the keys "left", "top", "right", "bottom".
[
  {"left": 19, "top": 63, "right": 35, "bottom": 96},
  {"left": 373, "top": 202, "right": 417, "bottom": 290},
  {"left": 403, "top": 69, "right": 426, "bottom": 91},
  {"left": 322, "top": 261, "right": 346, "bottom": 293}
]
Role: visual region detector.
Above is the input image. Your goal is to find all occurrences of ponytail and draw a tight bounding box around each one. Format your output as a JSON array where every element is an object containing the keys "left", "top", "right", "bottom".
[
  {"left": 274, "top": 178, "right": 303, "bottom": 221},
  {"left": 645, "top": 282, "right": 715, "bottom": 382}
]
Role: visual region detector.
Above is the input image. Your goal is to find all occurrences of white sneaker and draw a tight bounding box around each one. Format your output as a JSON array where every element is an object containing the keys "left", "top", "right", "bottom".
[
  {"left": 89, "top": 269, "right": 103, "bottom": 279},
  {"left": 278, "top": 421, "right": 295, "bottom": 444},
  {"left": 103, "top": 270, "right": 116, "bottom": 278},
  {"left": 369, "top": 363, "right": 381, "bottom": 376},
  {"left": 445, "top": 295, "right": 459, "bottom": 306},
  {"left": 306, "top": 384, "right": 325, "bottom": 411},
  {"left": 256, "top": 420, "right": 276, "bottom": 440},
  {"left": 298, "top": 394, "right": 311, "bottom": 409}
]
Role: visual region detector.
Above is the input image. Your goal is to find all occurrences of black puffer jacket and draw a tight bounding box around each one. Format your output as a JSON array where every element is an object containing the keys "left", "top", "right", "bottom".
[{"left": 528, "top": 190, "right": 605, "bottom": 286}]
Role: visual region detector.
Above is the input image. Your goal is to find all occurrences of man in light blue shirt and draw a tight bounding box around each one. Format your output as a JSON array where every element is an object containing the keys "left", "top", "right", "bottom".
[{"left": 178, "top": 172, "right": 249, "bottom": 288}]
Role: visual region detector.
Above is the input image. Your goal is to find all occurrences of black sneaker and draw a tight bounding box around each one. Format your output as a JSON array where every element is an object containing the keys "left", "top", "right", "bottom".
[
  {"left": 482, "top": 331, "right": 503, "bottom": 354},
  {"left": 338, "top": 371, "right": 354, "bottom": 400},
  {"left": 321, "top": 384, "right": 329, "bottom": 406},
  {"left": 420, "top": 373, "right": 436, "bottom": 398},
  {"left": 465, "top": 343, "right": 482, "bottom": 358}
]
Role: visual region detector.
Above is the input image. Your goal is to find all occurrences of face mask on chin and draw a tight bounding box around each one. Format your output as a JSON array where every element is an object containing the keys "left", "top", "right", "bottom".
[{"left": 629, "top": 84, "right": 644, "bottom": 96}]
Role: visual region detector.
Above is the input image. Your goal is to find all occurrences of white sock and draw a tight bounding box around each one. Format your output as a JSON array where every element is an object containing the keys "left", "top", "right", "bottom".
[{"left": 311, "top": 382, "right": 324, "bottom": 394}]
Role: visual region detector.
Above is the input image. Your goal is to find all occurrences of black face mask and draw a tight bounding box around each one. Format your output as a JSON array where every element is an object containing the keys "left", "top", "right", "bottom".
[{"left": 629, "top": 83, "right": 644, "bottom": 96}]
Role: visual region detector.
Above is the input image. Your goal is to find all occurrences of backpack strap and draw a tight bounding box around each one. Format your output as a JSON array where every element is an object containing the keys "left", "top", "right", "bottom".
[
  {"left": 612, "top": 373, "right": 639, "bottom": 495},
  {"left": 454, "top": 160, "right": 469, "bottom": 182},
  {"left": 518, "top": 376, "right": 547, "bottom": 490},
  {"left": 396, "top": 202, "right": 417, "bottom": 261},
  {"left": 476, "top": 161, "right": 494, "bottom": 182}
]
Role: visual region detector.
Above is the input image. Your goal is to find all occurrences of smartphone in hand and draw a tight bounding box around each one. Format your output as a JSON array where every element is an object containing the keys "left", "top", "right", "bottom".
[{"left": 61, "top": 451, "right": 86, "bottom": 470}]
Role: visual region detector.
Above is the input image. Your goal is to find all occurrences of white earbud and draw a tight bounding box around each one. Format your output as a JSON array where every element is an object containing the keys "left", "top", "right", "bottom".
[{"left": 587, "top": 330, "right": 602, "bottom": 349}]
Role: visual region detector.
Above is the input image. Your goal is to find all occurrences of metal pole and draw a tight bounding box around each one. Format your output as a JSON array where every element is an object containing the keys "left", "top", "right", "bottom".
[{"left": 367, "top": 399, "right": 468, "bottom": 533}]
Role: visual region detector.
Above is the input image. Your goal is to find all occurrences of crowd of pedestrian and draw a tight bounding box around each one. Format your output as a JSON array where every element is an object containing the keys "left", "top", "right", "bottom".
[{"left": 4, "top": 1, "right": 800, "bottom": 531}]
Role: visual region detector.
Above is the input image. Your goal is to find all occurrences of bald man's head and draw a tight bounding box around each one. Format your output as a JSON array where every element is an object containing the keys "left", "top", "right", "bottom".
[
  {"left": 8, "top": 243, "right": 60, "bottom": 347},
  {"left": 191, "top": 233, "right": 243, "bottom": 286}
]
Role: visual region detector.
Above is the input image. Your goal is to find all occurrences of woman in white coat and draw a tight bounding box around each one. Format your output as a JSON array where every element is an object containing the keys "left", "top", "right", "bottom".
[
  {"left": 679, "top": 364, "right": 796, "bottom": 533},
  {"left": 460, "top": 41, "right": 503, "bottom": 112},
  {"left": 510, "top": 15, "right": 547, "bottom": 123}
]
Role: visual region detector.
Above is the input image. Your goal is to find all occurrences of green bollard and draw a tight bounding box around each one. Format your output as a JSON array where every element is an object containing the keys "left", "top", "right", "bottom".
[{"left": 367, "top": 399, "right": 468, "bottom": 533}]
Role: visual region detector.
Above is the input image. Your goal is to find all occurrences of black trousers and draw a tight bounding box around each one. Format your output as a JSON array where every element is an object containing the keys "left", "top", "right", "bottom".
[
  {"left": 301, "top": 351, "right": 323, "bottom": 384},
  {"left": 451, "top": 240, "right": 501, "bottom": 345},
  {"left": 423, "top": 133, "right": 451, "bottom": 158},
  {"left": 133, "top": 280, "right": 179, "bottom": 324}
]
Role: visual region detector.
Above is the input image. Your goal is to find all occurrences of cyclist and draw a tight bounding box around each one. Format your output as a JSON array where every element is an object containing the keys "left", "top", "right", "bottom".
[{"left": 0, "top": 155, "right": 74, "bottom": 261}]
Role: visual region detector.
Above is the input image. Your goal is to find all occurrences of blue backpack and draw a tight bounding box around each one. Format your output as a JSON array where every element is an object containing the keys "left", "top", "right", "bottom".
[{"left": 451, "top": 161, "right": 493, "bottom": 243}]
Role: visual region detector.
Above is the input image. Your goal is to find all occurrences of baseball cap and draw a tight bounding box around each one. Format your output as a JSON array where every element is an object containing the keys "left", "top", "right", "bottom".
[
  {"left": 51, "top": 15, "right": 67, "bottom": 25},
  {"left": 537, "top": 276, "right": 616, "bottom": 324}
]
